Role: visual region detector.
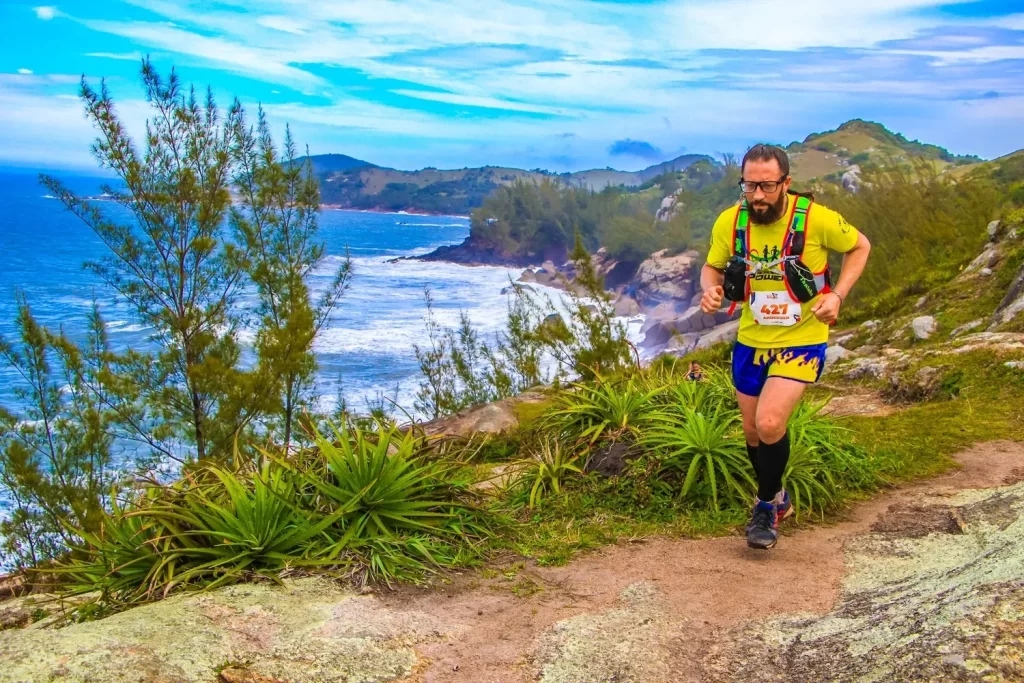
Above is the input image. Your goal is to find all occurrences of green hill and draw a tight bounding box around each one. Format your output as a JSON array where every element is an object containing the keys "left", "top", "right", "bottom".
[
  {"left": 786, "top": 119, "right": 982, "bottom": 185},
  {"left": 313, "top": 155, "right": 716, "bottom": 215}
]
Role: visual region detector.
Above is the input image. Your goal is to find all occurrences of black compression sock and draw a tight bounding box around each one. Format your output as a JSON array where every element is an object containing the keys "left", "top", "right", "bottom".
[
  {"left": 746, "top": 443, "right": 760, "bottom": 479},
  {"left": 757, "top": 432, "right": 790, "bottom": 503}
]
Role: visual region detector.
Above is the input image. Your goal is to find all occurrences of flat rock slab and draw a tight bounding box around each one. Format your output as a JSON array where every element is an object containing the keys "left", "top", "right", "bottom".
[{"left": 0, "top": 579, "right": 453, "bottom": 683}]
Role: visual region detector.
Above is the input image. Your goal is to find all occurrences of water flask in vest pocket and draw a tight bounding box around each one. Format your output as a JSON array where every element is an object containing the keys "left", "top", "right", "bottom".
[
  {"left": 784, "top": 259, "right": 819, "bottom": 303},
  {"left": 723, "top": 256, "right": 747, "bottom": 302}
]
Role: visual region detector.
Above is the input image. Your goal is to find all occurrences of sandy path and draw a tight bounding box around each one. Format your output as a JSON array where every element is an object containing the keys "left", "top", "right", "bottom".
[{"left": 390, "top": 440, "right": 1024, "bottom": 683}]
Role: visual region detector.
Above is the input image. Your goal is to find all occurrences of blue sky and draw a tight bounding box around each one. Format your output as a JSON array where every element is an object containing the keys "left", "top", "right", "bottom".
[{"left": 1, "top": 0, "right": 1023, "bottom": 172}]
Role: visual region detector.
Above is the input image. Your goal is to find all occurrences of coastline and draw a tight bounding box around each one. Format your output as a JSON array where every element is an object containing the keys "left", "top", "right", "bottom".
[{"left": 319, "top": 204, "right": 471, "bottom": 220}]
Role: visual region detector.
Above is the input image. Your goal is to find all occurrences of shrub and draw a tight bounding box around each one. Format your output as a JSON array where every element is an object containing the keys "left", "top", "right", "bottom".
[{"left": 56, "top": 420, "right": 496, "bottom": 606}]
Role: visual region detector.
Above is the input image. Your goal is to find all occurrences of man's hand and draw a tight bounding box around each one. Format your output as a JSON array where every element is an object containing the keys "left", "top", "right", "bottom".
[
  {"left": 700, "top": 285, "right": 724, "bottom": 314},
  {"left": 811, "top": 292, "right": 842, "bottom": 324}
]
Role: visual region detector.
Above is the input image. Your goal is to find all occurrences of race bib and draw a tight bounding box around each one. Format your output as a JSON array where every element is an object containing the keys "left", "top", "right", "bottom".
[{"left": 750, "top": 290, "right": 801, "bottom": 326}]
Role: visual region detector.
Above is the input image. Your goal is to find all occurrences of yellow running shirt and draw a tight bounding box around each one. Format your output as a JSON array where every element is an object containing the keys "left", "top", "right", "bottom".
[{"left": 706, "top": 195, "right": 861, "bottom": 348}]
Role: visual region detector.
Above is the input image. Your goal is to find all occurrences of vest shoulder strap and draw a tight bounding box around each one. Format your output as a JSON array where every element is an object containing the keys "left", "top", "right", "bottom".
[
  {"left": 732, "top": 201, "right": 749, "bottom": 257},
  {"left": 786, "top": 195, "right": 813, "bottom": 257}
]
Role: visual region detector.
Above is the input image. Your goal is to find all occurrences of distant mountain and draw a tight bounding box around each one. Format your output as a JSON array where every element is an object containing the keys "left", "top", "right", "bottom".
[
  {"left": 785, "top": 119, "right": 983, "bottom": 185},
  {"left": 311, "top": 153, "right": 718, "bottom": 215},
  {"left": 301, "top": 154, "right": 375, "bottom": 175},
  {"left": 563, "top": 154, "right": 716, "bottom": 191}
]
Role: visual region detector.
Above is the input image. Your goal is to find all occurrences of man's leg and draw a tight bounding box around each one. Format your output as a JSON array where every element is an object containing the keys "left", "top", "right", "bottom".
[
  {"left": 754, "top": 377, "right": 808, "bottom": 503},
  {"left": 736, "top": 391, "right": 760, "bottom": 478}
]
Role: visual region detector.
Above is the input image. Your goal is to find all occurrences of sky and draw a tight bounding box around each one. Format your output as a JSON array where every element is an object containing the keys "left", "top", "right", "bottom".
[{"left": 1, "top": 0, "right": 1023, "bottom": 173}]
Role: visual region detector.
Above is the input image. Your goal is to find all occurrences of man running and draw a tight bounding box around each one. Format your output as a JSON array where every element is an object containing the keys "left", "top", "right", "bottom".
[{"left": 699, "top": 144, "right": 871, "bottom": 549}]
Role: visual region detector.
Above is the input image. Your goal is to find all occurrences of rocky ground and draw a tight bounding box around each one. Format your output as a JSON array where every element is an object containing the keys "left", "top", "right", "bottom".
[{"left": 2, "top": 441, "right": 1022, "bottom": 683}]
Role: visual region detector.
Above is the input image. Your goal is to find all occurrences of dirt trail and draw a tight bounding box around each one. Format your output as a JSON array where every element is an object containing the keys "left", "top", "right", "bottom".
[{"left": 395, "top": 440, "right": 1024, "bottom": 683}]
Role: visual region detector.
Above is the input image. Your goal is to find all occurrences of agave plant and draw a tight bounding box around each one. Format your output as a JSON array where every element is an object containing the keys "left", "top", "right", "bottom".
[
  {"left": 544, "top": 378, "right": 664, "bottom": 447},
  {"left": 781, "top": 399, "right": 875, "bottom": 516},
  {"left": 519, "top": 440, "right": 583, "bottom": 509},
  {"left": 642, "top": 404, "right": 754, "bottom": 509},
  {"left": 279, "top": 420, "right": 493, "bottom": 579}
]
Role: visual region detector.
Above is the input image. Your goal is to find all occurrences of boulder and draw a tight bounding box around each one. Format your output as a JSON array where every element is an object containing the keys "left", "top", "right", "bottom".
[
  {"left": 655, "top": 192, "right": 683, "bottom": 222},
  {"left": 844, "top": 358, "right": 889, "bottom": 380},
  {"left": 965, "top": 245, "right": 1000, "bottom": 274},
  {"left": 665, "top": 306, "right": 715, "bottom": 335},
  {"left": 418, "top": 390, "right": 550, "bottom": 438},
  {"left": 641, "top": 321, "right": 675, "bottom": 349},
  {"left": 584, "top": 441, "right": 640, "bottom": 477},
  {"left": 862, "top": 319, "right": 882, "bottom": 330},
  {"left": 950, "top": 321, "right": 983, "bottom": 339},
  {"left": 630, "top": 249, "right": 699, "bottom": 309},
  {"left": 612, "top": 295, "right": 641, "bottom": 317},
  {"left": 517, "top": 269, "right": 537, "bottom": 284},
  {"left": 825, "top": 345, "right": 854, "bottom": 365},
  {"left": 1006, "top": 361, "right": 1024, "bottom": 370},
  {"left": 695, "top": 320, "right": 740, "bottom": 348},
  {"left": 842, "top": 165, "right": 861, "bottom": 193},
  {"left": 992, "top": 259, "right": 1024, "bottom": 326},
  {"left": 665, "top": 333, "right": 701, "bottom": 353},
  {"left": 981, "top": 267, "right": 994, "bottom": 277},
  {"left": 639, "top": 301, "right": 688, "bottom": 334},
  {"left": 0, "top": 578, "right": 445, "bottom": 682},
  {"left": 912, "top": 316, "right": 937, "bottom": 340},
  {"left": 987, "top": 219, "right": 1002, "bottom": 241}
]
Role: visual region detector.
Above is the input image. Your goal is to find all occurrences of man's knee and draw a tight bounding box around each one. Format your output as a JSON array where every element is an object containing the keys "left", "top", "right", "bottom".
[{"left": 755, "top": 413, "right": 786, "bottom": 442}]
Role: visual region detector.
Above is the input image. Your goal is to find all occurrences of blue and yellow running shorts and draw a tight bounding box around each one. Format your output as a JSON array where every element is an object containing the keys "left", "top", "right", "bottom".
[{"left": 731, "top": 341, "right": 828, "bottom": 397}]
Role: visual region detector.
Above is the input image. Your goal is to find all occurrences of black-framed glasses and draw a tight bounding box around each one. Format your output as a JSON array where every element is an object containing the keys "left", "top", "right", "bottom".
[{"left": 739, "top": 177, "right": 787, "bottom": 194}]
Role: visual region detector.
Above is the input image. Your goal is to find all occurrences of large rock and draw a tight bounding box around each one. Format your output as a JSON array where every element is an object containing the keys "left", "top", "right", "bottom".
[
  {"left": 418, "top": 390, "right": 549, "bottom": 438},
  {"left": 964, "top": 245, "right": 1000, "bottom": 274},
  {"left": 584, "top": 441, "right": 640, "bottom": 477},
  {"left": 0, "top": 578, "right": 446, "bottom": 682},
  {"left": 612, "top": 294, "right": 641, "bottom": 317},
  {"left": 695, "top": 320, "right": 740, "bottom": 348},
  {"left": 516, "top": 269, "right": 537, "bottom": 284},
  {"left": 992, "top": 259, "right": 1024, "bottom": 326},
  {"left": 824, "top": 345, "right": 854, "bottom": 366},
  {"left": 704, "top": 474, "right": 1024, "bottom": 682},
  {"left": 950, "top": 319, "right": 984, "bottom": 338},
  {"left": 987, "top": 219, "right": 1002, "bottom": 241},
  {"left": 641, "top": 321, "right": 676, "bottom": 349},
  {"left": 842, "top": 165, "right": 861, "bottom": 193},
  {"left": 912, "top": 315, "right": 937, "bottom": 340},
  {"left": 629, "top": 249, "right": 700, "bottom": 309}
]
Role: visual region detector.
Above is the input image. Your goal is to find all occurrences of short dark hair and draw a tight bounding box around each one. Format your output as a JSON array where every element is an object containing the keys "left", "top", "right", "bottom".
[{"left": 742, "top": 144, "right": 790, "bottom": 177}]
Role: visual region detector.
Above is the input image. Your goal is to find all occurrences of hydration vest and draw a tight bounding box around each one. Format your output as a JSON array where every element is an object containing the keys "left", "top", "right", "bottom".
[{"left": 723, "top": 192, "right": 832, "bottom": 314}]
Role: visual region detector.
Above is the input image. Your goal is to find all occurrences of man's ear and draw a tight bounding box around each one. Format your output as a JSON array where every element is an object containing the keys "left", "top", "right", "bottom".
[{"left": 783, "top": 175, "right": 793, "bottom": 193}]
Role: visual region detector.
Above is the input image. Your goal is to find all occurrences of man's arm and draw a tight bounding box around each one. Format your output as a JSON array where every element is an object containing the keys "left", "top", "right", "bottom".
[
  {"left": 811, "top": 231, "right": 871, "bottom": 323},
  {"left": 699, "top": 264, "right": 726, "bottom": 314}
]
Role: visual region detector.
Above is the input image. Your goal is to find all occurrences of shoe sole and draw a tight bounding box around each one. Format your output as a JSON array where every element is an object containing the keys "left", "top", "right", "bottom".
[{"left": 747, "top": 538, "right": 777, "bottom": 550}]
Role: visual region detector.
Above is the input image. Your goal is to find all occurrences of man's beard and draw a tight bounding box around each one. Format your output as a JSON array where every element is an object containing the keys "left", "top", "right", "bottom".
[{"left": 748, "top": 192, "right": 787, "bottom": 225}]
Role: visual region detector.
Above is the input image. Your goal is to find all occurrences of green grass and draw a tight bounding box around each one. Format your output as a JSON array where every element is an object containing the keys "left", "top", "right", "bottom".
[{"left": 823, "top": 349, "right": 1024, "bottom": 482}]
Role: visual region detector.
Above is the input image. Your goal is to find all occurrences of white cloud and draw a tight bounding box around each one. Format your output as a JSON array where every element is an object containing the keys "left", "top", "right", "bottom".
[
  {"left": 257, "top": 15, "right": 310, "bottom": 34},
  {"left": 17, "top": 69, "right": 34, "bottom": 75},
  {"left": 390, "top": 90, "right": 573, "bottom": 116},
  {"left": 0, "top": 86, "right": 148, "bottom": 168},
  {"left": 11, "top": 0, "right": 1024, "bottom": 168},
  {"left": 83, "top": 20, "right": 325, "bottom": 91},
  {"left": 34, "top": 6, "right": 57, "bottom": 20},
  {"left": 85, "top": 51, "right": 144, "bottom": 61}
]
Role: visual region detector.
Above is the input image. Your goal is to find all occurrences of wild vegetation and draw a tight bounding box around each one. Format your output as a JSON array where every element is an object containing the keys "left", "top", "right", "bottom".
[
  {"left": 462, "top": 159, "right": 739, "bottom": 267},
  {"left": 3, "top": 59, "right": 1024, "bottom": 630},
  {"left": 1, "top": 60, "right": 351, "bottom": 571}
]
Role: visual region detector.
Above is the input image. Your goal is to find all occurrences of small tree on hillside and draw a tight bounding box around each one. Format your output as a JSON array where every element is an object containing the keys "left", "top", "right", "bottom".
[
  {"left": 229, "top": 109, "right": 352, "bottom": 450},
  {"left": 0, "top": 299, "right": 116, "bottom": 569},
  {"left": 37, "top": 58, "right": 348, "bottom": 463}
]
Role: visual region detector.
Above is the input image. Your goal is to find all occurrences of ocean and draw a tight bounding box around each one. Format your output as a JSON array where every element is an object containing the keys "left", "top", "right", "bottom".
[{"left": 0, "top": 169, "right": 528, "bottom": 424}]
